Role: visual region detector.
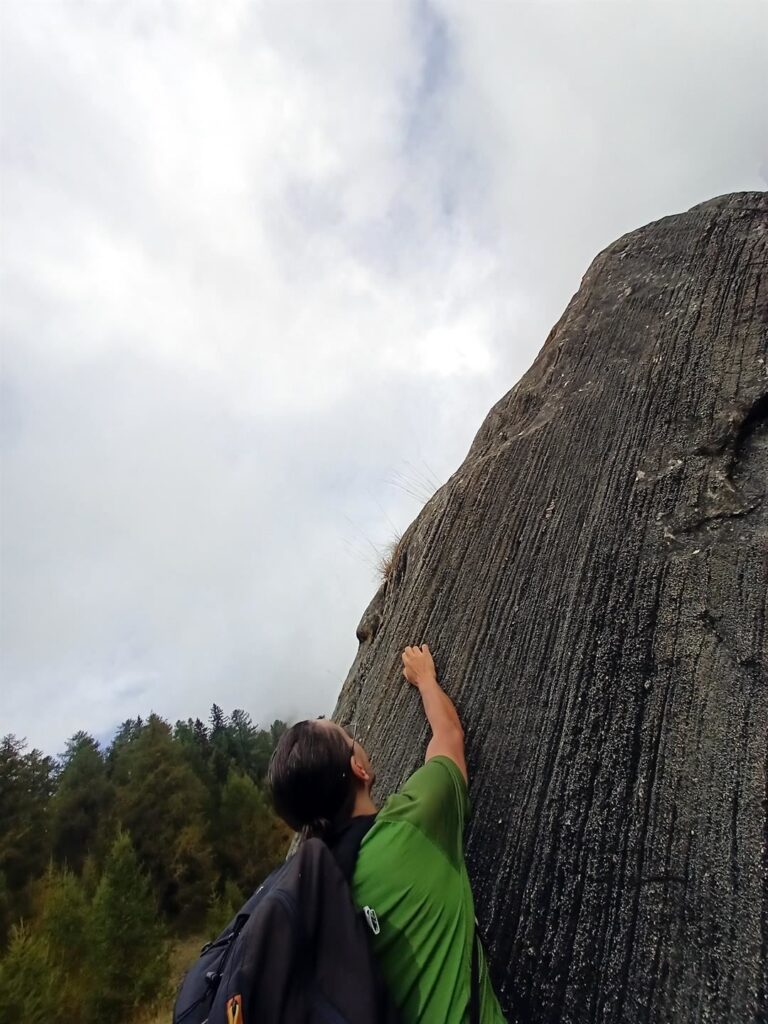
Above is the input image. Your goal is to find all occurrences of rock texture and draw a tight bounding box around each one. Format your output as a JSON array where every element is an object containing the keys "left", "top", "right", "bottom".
[{"left": 333, "top": 192, "right": 768, "bottom": 1023}]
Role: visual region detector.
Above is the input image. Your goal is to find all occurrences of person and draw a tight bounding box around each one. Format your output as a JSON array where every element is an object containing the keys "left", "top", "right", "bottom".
[{"left": 268, "top": 643, "right": 507, "bottom": 1023}]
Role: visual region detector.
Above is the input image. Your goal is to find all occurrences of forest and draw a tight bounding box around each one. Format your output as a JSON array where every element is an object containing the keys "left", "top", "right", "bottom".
[{"left": 0, "top": 706, "right": 292, "bottom": 1022}]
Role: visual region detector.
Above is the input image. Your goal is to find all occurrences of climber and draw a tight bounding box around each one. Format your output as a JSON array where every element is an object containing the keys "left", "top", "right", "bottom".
[{"left": 268, "top": 644, "right": 507, "bottom": 1023}]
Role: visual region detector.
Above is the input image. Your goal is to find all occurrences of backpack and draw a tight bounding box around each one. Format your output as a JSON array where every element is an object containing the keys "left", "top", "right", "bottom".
[{"left": 173, "top": 815, "right": 401, "bottom": 1024}]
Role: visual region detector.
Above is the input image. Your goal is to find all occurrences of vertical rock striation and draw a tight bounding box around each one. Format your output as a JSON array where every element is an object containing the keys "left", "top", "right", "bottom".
[{"left": 333, "top": 193, "right": 768, "bottom": 1023}]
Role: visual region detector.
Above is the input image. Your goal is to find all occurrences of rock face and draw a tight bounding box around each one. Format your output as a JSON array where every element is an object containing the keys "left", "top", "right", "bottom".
[{"left": 333, "top": 193, "right": 768, "bottom": 1023}]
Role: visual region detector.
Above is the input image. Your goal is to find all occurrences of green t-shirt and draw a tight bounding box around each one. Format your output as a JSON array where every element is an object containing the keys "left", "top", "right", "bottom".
[{"left": 352, "top": 756, "right": 506, "bottom": 1023}]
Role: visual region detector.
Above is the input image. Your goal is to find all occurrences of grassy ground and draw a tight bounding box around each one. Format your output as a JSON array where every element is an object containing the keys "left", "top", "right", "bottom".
[{"left": 138, "top": 933, "right": 206, "bottom": 1024}]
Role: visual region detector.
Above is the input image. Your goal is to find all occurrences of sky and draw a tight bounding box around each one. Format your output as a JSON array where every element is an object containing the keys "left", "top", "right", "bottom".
[{"left": 2, "top": 1, "right": 766, "bottom": 755}]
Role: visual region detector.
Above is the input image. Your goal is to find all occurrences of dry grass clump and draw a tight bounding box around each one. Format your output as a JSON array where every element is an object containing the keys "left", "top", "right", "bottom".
[{"left": 376, "top": 532, "right": 404, "bottom": 584}]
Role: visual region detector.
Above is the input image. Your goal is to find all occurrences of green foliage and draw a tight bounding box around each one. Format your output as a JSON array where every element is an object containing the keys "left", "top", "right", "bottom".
[
  {"left": 215, "top": 770, "right": 291, "bottom": 893},
  {"left": 0, "top": 923, "right": 58, "bottom": 1023},
  {"left": 0, "top": 735, "right": 57, "bottom": 889},
  {"left": 80, "top": 853, "right": 102, "bottom": 900},
  {"left": 204, "top": 878, "right": 244, "bottom": 940},
  {"left": 0, "top": 735, "right": 57, "bottom": 943},
  {"left": 51, "top": 732, "right": 114, "bottom": 873},
  {"left": 174, "top": 716, "right": 214, "bottom": 792},
  {"left": 88, "top": 832, "right": 169, "bottom": 1021},
  {"left": 0, "top": 702, "right": 291, "bottom": 1019},
  {"left": 169, "top": 821, "right": 217, "bottom": 929},
  {"left": 40, "top": 866, "right": 89, "bottom": 962},
  {"left": 107, "top": 717, "right": 144, "bottom": 764},
  {"left": 204, "top": 707, "right": 285, "bottom": 788},
  {"left": 38, "top": 867, "right": 89, "bottom": 1021},
  {"left": 112, "top": 715, "right": 216, "bottom": 922},
  {"left": 0, "top": 873, "right": 10, "bottom": 952}
]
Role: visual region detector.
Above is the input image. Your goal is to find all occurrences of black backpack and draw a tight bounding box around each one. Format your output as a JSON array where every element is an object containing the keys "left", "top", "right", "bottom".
[{"left": 173, "top": 815, "right": 401, "bottom": 1024}]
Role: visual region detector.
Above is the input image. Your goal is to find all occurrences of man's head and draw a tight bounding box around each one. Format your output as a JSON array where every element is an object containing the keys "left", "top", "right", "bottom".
[{"left": 268, "top": 718, "right": 375, "bottom": 839}]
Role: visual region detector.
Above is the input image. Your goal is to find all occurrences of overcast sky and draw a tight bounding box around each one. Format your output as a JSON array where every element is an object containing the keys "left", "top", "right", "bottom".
[{"left": 2, "top": 1, "right": 766, "bottom": 755}]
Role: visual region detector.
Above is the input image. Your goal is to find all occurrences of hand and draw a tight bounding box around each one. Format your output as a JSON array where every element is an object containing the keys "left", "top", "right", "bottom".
[{"left": 401, "top": 644, "right": 438, "bottom": 688}]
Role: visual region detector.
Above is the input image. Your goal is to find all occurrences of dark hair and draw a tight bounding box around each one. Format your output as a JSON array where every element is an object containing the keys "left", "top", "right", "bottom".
[{"left": 267, "top": 720, "right": 355, "bottom": 840}]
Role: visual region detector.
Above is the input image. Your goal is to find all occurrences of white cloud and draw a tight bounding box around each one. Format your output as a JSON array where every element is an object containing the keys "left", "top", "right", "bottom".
[{"left": 1, "top": 0, "right": 766, "bottom": 751}]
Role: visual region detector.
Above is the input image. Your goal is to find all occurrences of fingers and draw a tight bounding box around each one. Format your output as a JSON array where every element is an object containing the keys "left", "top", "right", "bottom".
[
  {"left": 401, "top": 645, "right": 420, "bottom": 675},
  {"left": 401, "top": 644, "right": 429, "bottom": 653},
  {"left": 401, "top": 643, "right": 431, "bottom": 665}
]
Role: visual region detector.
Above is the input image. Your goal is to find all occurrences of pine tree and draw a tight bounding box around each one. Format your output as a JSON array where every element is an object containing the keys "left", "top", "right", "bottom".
[
  {"left": 51, "top": 732, "right": 114, "bottom": 872},
  {"left": 192, "top": 717, "right": 209, "bottom": 748},
  {"left": 228, "top": 708, "right": 256, "bottom": 773},
  {"left": 39, "top": 867, "right": 89, "bottom": 1020},
  {"left": 0, "top": 923, "right": 57, "bottom": 1023},
  {"left": 106, "top": 717, "right": 144, "bottom": 767},
  {"left": 112, "top": 715, "right": 215, "bottom": 922},
  {"left": 209, "top": 704, "right": 226, "bottom": 735},
  {"left": 214, "top": 770, "right": 290, "bottom": 894},
  {"left": 87, "top": 832, "right": 168, "bottom": 1021},
  {"left": 269, "top": 719, "right": 288, "bottom": 747},
  {"left": 169, "top": 820, "right": 217, "bottom": 930},
  {"left": 208, "top": 704, "right": 231, "bottom": 785},
  {"left": 0, "top": 735, "right": 56, "bottom": 942},
  {"left": 40, "top": 866, "right": 88, "bottom": 962},
  {"left": 174, "top": 717, "right": 214, "bottom": 794}
]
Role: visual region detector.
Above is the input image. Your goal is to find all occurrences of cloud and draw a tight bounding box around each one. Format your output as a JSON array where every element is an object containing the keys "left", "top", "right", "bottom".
[
  {"left": 439, "top": 2, "right": 768, "bottom": 313},
  {"left": 1, "top": 1, "right": 766, "bottom": 752}
]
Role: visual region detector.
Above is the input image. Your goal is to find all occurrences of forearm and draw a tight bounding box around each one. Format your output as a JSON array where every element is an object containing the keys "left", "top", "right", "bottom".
[
  {"left": 401, "top": 643, "right": 467, "bottom": 780},
  {"left": 417, "top": 676, "right": 464, "bottom": 740}
]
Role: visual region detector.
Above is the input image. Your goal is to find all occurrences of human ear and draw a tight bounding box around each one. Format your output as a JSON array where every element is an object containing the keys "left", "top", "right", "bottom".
[{"left": 350, "top": 755, "right": 369, "bottom": 783}]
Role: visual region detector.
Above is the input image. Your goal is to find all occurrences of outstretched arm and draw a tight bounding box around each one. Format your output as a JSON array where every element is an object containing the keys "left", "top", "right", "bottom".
[{"left": 401, "top": 644, "right": 467, "bottom": 783}]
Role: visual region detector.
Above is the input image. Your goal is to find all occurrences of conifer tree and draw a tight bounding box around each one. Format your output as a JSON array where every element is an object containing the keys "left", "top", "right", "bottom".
[
  {"left": 87, "top": 832, "right": 168, "bottom": 1021},
  {"left": 208, "top": 704, "right": 231, "bottom": 785},
  {"left": 215, "top": 770, "right": 290, "bottom": 893},
  {"left": 0, "top": 923, "right": 57, "bottom": 1023},
  {"left": 174, "top": 717, "right": 214, "bottom": 795},
  {"left": 0, "top": 735, "right": 56, "bottom": 942},
  {"left": 39, "top": 867, "right": 89, "bottom": 1020},
  {"left": 112, "top": 714, "right": 215, "bottom": 921},
  {"left": 51, "top": 732, "right": 114, "bottom": 872}
]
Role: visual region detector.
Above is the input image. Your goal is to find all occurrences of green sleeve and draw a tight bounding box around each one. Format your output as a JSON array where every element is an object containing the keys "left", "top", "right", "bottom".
[{"left": 377, "top": 755, "right": 470, "bottom": 867}]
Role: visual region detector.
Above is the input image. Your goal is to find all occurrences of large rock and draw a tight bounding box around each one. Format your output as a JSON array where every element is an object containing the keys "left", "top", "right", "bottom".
[{"left": 333, "top": 192, "right": 767, "bottom": 1023}]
